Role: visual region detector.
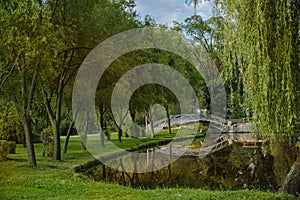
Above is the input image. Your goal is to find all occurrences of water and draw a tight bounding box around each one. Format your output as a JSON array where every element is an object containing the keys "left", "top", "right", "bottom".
[{"left": 83, "top": 142, "right": 285, "bottom": 190}]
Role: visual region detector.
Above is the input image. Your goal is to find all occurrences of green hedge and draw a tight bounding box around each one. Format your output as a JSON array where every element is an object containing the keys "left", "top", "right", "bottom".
[
  {"left": 0, "top": 140, "right": 16, "bottom": 161},
  {"left": 8, "top": 141, "right": 16, "bottom": 154},
  {"left": 41, "top": 127, "right": 53, "bottom": 157},
  {"left": 0, "top": 140, "right": 9, "bottom": 161}
]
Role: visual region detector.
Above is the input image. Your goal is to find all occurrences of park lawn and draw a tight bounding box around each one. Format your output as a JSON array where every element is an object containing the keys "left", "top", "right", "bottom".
[
  {"left": 83, "top": 127, "right": 203, "bottom": 157},
  {"left": 108, "top": 125, "right": 205, "bottom": 150},
  {"left": 0, "top": 138, "right": 296, "bottom": 200}
]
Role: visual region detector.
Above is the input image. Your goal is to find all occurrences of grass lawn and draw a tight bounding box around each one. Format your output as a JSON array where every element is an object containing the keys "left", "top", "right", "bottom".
[{"left": 0, "top": 137, "right": 296, "bottom": 200}]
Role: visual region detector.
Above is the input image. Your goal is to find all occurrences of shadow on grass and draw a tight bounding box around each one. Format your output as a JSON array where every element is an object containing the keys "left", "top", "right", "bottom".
[{"left": 6, "top": 157, "right": 28, "bottom": 162}]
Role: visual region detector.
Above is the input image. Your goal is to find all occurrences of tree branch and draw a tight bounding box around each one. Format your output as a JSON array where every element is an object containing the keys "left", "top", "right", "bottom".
[
  {"left": 58, "top": 47, "right": 92, "bottom": 55},
  {"left": 49, "top": 0, "right": 59, "bottom": 23},
  {"left": 11, "top": 93, "right": 21, "bottom": 118},
  {"left": 27, "top": 69, "right": 38, "bottom": 115},
  {"left": 0, "top": 64, "right": 15, "bottom": 89},
  {"left": 41, "top": 84, "right": 55, "bottom": 122}
]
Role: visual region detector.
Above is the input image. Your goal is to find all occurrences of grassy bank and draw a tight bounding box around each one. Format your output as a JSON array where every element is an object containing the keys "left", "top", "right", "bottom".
[{"left": 0, "top": 138, "right": 296, "bottom": 200}]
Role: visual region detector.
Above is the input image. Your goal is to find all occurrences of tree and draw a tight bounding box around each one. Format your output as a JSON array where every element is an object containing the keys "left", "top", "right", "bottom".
[
  {"left": 217, "top": 0, "right": 300, "bottom": 195},
  {"left": 0, "top": 0, "right": 141, "bottom": 164},
  {"left": 0, "top": 0, "right": 50, "bottom": 166},
  {"left": 175, "top": 15, "right": 213, "bottom": 53},
  {"left": 185, "top": 0, "right": 202, "bottom": 15},
  {"left": 40, "top": 0, "right": 140, "bottom": 159}
]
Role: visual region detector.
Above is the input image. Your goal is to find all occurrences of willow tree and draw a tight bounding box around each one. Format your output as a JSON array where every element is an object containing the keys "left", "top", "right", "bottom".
[{"left": 217, "top": 0, "right": 299, "bottom": 195}]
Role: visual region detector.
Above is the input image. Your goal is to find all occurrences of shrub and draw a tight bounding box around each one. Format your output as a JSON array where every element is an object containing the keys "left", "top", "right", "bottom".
[
  {"left": 32, "top": 133, "right": 42, "bottom": 143},
  {"left": 0, "top": 103, "right": 24, "bottom": 144},
  {"left": 60, "top": 120, "right": 76, "bottom": 136},
  {"left": 104, "top": 128, "right": 115, "bottom": 141},
  {"left": 127, "top": 125, "right": 140, "bottom": 138},
  {"left": 0, "top": 140, "right": 9, "bottom": 161},
  {"left": 103, "top": 130, "right": 111, "bottom": 141},
  {"left": 41, "top": 127, "right": 54, "bottom": 157},
  {"left": 8, "top": 141, "right": 16, "bottom": 154},
  {"left": 0, "top": 116, "right": 23, "bottom": 144}
]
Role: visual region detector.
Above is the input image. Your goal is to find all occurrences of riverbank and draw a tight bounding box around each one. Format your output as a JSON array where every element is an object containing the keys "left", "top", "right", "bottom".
[{"left": 0, "top": 138, "right": 296, "bottom": 200}]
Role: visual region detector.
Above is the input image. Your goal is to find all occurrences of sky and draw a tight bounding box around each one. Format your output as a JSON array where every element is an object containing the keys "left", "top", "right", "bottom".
[{"left": 134, "top": 0, "right": 214, "bottom": 26}]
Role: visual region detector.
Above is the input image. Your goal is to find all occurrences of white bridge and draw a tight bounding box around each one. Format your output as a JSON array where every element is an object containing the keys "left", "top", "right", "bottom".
[
  {"left": 151, "top": 114, "right": 263, "bottom": 157},
  {"left": 149, "top": 113, "right": 230, "bottom": 132}
]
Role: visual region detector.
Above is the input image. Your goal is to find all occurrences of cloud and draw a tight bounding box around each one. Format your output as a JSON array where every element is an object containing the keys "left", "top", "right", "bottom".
[
  {"left": 197, "top": 1, "right": 213, "bottom": 20},
  {"left": 135, "top": 0, "right": 213, "bottom": 26}
]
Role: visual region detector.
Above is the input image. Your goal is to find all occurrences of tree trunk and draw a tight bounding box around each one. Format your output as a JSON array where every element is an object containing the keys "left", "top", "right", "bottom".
[
  {"left": 100, "top": 130, "right": 105, "bottom": 147},
  {"left": 271, "top": 141, "right": 297, "bottom": 185},
  {"left": 99, "top": 103, "right": 105, "bottom": 130},
  {"left": 149, "top": 120, "right": 155, "bottom": 138},
  {"left": 53, "top": 75, "right": 64, "bottom": 160},
  {"left": 99, "top": 103, "right": 105, "bottom": 147},
  {"left": 279, "top": 153, "right": 300, "bottom": 196},
  {"left": 166, "top": 105, "right": 172, "bottom": 134},
  {"left": 42, "top": 68, "right": 68, "bottom": 161},
  {"left": 62, "top": 120, "right": 74, "bottom": 154},
  {"left": 81, "top": 113, "right": 88, "bottom": 150},
  {"left": 130, "top": 108, "right": 136, "bottom": 123},
  {"left": 52, "top": 120, "right": 61, "bottom": 160},
  {"left": 81, "top": 135, "right": 87, "bottom": 150},
  {"left": 147, "top": 113, "right": 155, "bottom": 138},
  {"left": 111, "top": 113, "right": 122, "bottom": 143},
  {"left": 43, "top": 92, "right": 61, "bottom": 161},
  {"left": 111, "top": 108, "right": 128, "bottom": 143},
  {"left": 22, "top": 114, "right": 36, "bottom": 166},
  {"left": 117, "top": 126, "right": 122, "bottom": 143},
  {"left": 63, "top": 107, "right": 78, "bottom": 154},
  {"left": 11, "top": 69, "right": 37, "bottom": 166}
]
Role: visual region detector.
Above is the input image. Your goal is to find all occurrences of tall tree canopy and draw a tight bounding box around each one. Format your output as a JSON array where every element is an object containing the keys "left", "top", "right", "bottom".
[
  {"left": 0, "top": 0, "right": 140, "bottom": 164},
  {"left": 216, "top": 0, "right": 300, "bottom": 194},
  {"left": 219, "top": 0, "right": 300, "bottom": 140}
]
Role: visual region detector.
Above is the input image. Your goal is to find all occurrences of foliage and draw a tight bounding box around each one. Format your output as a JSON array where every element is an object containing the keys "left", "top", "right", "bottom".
[
  {"left": 173, "top": 14, "right": 227, "bottom": 116},
  {"left": 8, "top": 141, "right": 16, "bottom": 154},
  {"left": 40, "top": 127, "right": 54, "bottom": 157},
  {"left": 0, "top": 140, "right": 16, "bottom": 156},
  {"left": 218, "top": 0, "right": 300, "bottom": 140},
  {"left": 0, "top": 140, "right": 9, "bottom": 161},
  {"left": 60, "top": 120, "right": 76, "bottom": 136},
  {"left": 0, "top": 0, "right": 142, "bottom": 163},
  {"left": 0, "top": 102, "right": 23, "bottom": 143},
  {"left": 100, "top": 47, "right": 209, "bottom": 131}
]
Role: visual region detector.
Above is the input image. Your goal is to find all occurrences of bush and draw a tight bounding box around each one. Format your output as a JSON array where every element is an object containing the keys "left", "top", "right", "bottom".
[
  {"left": 32, "top": 133, "right": 42, "bottom": 143},
  {"left": 0, "top": 103, "right": 24, "bottom": 144},
  {"left": 0, "top": 117, "right": 23, "bottom": 144},
  {"left": 41, "top": 127, "right": 54, "bottom": 157},
  {"left": 103, "top": 129, "right": 111, "bottom": 141},
  {"left": 104, "top": 127, "right": 117, "bottom": 141},
  {"left": 60, "top": 120, "right": 76, "bottom": 136},
  {"left": 8, "top": 141, "right": 16, "bottom": 154},
  {"left": 0, "top": 140, "right": 9, "bottom": 161}
]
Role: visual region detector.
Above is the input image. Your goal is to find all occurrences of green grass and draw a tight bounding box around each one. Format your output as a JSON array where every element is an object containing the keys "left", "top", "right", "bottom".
[
  {"left": 0, "top": 138, "right": 296, "bottom": 200},
  {"left": 111, "top": 130, "right": 178, "bottom": 149},
  {"left": 64, "top": 127, "right": 202, "bottom": 160},
  {"left": 108, "top": 125, "right": 206, "bottom": 151}
]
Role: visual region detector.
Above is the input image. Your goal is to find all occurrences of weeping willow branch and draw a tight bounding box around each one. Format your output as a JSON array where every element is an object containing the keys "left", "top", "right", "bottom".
[{"left": 219, "top": 0, "right": 299, "bottom": 140}]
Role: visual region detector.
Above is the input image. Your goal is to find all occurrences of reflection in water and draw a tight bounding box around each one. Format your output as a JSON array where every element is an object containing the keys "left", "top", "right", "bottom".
[{"left": 85, "top": 143, "right": 283, "bottom": 190}]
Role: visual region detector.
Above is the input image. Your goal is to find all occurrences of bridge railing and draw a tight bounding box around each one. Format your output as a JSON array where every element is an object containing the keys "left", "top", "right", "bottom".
[{"left": 149, "top": 113, "right": 230, "bottom": 131}]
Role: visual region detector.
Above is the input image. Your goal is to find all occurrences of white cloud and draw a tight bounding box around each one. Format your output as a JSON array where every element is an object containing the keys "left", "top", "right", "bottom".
[
  {"left": 135, "top": 0, "right": 213, "bottom": 26},
  {"left": 197, "top": 1, "right": 213, "bottom": 20}
]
